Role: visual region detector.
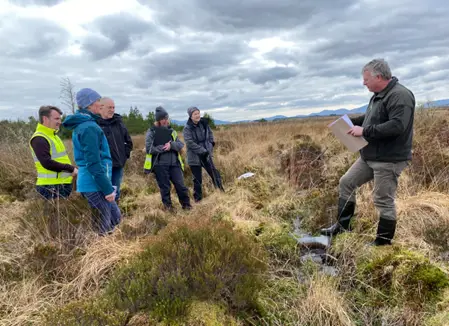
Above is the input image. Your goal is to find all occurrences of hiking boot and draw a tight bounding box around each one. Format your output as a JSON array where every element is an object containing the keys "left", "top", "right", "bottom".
[
  {"left": 372, "top": 218, "right": 396, "bottom": 246},
  {"left": 320, "top": 198, "right": 355, "bottom": 236}
]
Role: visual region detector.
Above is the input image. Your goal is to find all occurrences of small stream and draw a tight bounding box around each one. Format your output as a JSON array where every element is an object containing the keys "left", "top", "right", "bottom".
[{"left": 291, "top": 216, "right": 339, "bottom": 277}]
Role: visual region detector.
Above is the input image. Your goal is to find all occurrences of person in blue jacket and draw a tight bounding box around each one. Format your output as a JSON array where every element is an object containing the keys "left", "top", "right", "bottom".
[{"left": 62, "top": 88, "right": 121, "bottom": 235}]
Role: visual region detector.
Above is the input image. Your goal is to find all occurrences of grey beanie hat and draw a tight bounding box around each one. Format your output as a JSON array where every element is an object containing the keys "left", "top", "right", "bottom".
[
  {"left": 155, "top": 106, "right": 169, "bottom": 121},
  {"left": 187, "top": 106, "right": 199, "bottom": 118}
]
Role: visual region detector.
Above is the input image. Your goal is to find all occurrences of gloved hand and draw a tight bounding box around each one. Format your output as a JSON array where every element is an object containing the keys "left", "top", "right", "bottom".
[{"left": 200, "top": 151, "right": 209, "bottom": 159}]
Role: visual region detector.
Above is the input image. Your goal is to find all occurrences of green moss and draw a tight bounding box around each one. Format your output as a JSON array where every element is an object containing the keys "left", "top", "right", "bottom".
[
  {"left": 255, "top": 222, "right": 298, "bottom": 263},
  {"left": 44, "top": 297, "right": 129, "bottom": 326},
  {"left": 263, "top": 197, "right": 302, "bottom": 220},
  {"left": 106, "top": 218, "right": 267, "bottom": 321},
  {"left": 186, "top": 301, "right": 242, "bottom": 326},
  {"left": 119, "top": 196, "right": 139, "bottom": 215},
  {"left": 358, "top": 247, "right": 449, "bottom": 307}
]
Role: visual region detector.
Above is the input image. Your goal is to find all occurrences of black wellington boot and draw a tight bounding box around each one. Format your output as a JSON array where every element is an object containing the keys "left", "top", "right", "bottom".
[
  {"left": 373, "top": 218, "right": 396, "bottom": 246},
  {"left": 320, "top": 198, "right": 355, "bottom": 236}
]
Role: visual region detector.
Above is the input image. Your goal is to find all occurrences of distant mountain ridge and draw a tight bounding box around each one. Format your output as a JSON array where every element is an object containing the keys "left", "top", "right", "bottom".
[{"left": 170, "top": 98, "right": 449, "bottom": 125}]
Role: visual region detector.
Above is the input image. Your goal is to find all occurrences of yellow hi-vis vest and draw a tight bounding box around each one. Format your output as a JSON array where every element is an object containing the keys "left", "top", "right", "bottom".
[
  {"left": 29, "top": 123, "right": 73, "bottom": 186},
  {"left": 144, "top": 130, "right": 184, "bottom": 172}
]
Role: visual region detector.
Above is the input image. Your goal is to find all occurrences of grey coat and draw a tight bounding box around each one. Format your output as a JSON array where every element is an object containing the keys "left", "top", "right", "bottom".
[
  {"left": 183, "top": 118, "right": 215, "bottom": 166},
  {"left": 145, "top": 126, "right": 184, "bottom": 167}
]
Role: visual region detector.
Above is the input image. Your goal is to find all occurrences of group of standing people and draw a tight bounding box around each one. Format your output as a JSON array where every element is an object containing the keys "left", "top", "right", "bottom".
[
  {"left": 29, "top": 58, "right": 415, "bottom": 246},
  {"left": 143, "top": 105, "right": 224, "bottom": 211},
  {"left": 29, "top": 89, "right": 223, "bottom": 235}
]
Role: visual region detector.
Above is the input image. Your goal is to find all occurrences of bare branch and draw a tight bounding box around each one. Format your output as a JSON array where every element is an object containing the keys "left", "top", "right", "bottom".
[{"left": 59, "top": 77, "right": 76, "bottom": 114}]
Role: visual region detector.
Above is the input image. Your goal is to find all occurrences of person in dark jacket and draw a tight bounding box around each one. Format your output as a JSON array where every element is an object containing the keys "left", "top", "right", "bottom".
[
  {"left": 63, "top": 88, "right": 121, "bottom": 235},
  {"left": 320, "top": 58, "right": 415, "bottom": 246},
  {"left": 97, "top": 97, "right": 133, "bottom": 203},
  {"left": 144, "top": 106, "right": 191, "bottom": 211},
  {"left": 184, "top": 106, "right": 224, "bottom": 202}
]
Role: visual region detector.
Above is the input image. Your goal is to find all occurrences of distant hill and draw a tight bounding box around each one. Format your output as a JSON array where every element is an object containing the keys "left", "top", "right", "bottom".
[{"left": 171, "top": 98, "right": 448, "bottom": 125}]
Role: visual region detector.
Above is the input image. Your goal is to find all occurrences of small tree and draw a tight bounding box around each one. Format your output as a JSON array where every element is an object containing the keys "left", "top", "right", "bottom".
[
  {"left": 203, "top": 113, "right": 216, "bottom": 129},
  {"left": 146, "top": 111, "right": 155, "bottom": 127},
  {"left": 59, "top": 77, "right": 77, "bottom": 114}
]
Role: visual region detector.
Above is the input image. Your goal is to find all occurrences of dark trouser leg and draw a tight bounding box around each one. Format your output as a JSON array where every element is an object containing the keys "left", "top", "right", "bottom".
[
  {"left": 169, "top": 166, "right": 191, "bottom": 209},
  {"left": 321, "top": 158, "right": 374, "bottom": 236},
  {"left": 111, "top": 167, "right": 124, "bottom": 201},
  {"left": 190, "top": 165, "right": 203, "bottom": 202},
  {"left": 59, "top": 184, "right": 73, "bottom": 199},
  {"left": 82, "top": 191, "right": 114, "bottom": 235},
  {"left": 368, "top": 161, "right": 408, "bottom": 245},
  {"left": 110, "top": 201, "right": 122, "bottom": 227},
  {"left": 153, "top": 165, "right": 173, "bottom": 209}
]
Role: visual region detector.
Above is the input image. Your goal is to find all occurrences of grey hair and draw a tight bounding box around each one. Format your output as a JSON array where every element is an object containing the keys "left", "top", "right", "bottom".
[
  {"left": 100, "top": 97, "right": 114, "bottom": 102},
  {"left": 362, "top": 58, "right": 392, "bottom": 80}
]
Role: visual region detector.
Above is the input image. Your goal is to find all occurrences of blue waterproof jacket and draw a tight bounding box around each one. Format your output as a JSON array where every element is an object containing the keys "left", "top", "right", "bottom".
[{"left": 62, "top": 109, "right": 114, "bottom": 195}]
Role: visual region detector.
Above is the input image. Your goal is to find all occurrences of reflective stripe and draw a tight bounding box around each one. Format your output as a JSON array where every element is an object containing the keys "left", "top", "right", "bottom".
[
  {"left": 37, "top": 173, "right": 58, "bottom": 178},
  {"left": 30, "top": 124, "right": 73, "bottom": 186},
  {"left": 34, "top": 132, "right": 58, "bottom": 154},
  {"left": 31, "top": 133, "right": 67, "bottom": 160},
  {"left": 143, "top": 130, "right": 184, "bottom": 171},
  {"left": 37, "top": 172, "right": 72, "bottom": 179},
  {"left": 31, "top": 151, "right": 66, "bottom": 161},
  {"left": 52, "top": 151, "right": 67, "bottom": 159}
]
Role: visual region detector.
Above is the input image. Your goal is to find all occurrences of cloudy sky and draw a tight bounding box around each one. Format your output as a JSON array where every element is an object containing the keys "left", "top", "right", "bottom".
[{"left": 0, "top": 0, "right": 448, "bottom": 122}]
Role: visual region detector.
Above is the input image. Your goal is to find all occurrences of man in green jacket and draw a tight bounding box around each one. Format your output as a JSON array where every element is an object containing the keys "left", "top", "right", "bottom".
[{"left": 321, "top": 58, "right": 415, "bottom": 246}]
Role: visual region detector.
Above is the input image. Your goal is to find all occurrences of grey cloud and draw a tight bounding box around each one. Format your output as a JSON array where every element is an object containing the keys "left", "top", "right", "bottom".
[
  {"left": 9, "top": 0, "right": 63, "bottom": 6},
  {"left": 245, "top": 67, "right": 299, "bottom": 85},
  {"left": 0, "top": 16, "right": 69, "bottom": 59},
  {"left": 143, "top": 0, "right": 357, "bottom": 32},
  {"left": 2, "top": 0, "right": 449, "bottom": 122},
  {"left": 81, "top": 13, "right": 154, "bottom": 60},
  {"left": 303, "top": 2, "right": 449, "bottom": 62},
  {"left": 264, "top": 49, "right": 299, "bottom": 65},
  {"left": 139, "top": 38, "right": 250, "bottom": 83}
]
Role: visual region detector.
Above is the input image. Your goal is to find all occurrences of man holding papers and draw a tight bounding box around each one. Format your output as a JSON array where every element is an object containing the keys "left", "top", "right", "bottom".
[{"left": 321, "top": 59, "right": 415, "bottom": 246}]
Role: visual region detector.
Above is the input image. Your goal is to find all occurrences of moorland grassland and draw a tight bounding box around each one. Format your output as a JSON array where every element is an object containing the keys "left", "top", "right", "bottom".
[{"left": 1, "top": 108, "right": 449, "bottom": 325}]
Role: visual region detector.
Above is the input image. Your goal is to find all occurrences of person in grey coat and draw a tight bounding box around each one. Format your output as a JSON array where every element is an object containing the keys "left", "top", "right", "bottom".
[
  {"left": 320, "top": 58, "right": 415, "bottom": 246},
  {"left": 184, "top": 106, "right": 224, "bottom": 202},
  {"left": 144, "top": 106, "right": 191, "bottom": 211}
]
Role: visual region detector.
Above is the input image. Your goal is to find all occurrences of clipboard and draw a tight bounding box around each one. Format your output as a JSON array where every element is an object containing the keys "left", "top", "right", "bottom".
[{"left": 328, "top": 114, "right": 368, "bottom": 152}]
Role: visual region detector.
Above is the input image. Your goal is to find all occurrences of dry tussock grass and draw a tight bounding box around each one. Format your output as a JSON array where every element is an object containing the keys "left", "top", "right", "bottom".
[{"left": 1, "top": 110, "right": 449, "bottom": 324}]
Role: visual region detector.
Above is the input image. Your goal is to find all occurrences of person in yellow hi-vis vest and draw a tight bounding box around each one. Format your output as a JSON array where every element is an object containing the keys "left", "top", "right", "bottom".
[
  {"left": 29, "top": 106, "right": 78, "bottom": 200},
  {"left": 144, "top": 106, "right": 191, "bottom": 211}
]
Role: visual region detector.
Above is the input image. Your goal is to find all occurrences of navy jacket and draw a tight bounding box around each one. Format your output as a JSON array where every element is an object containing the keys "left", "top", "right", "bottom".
[{"left": 98, "top": 114, "right": 133, "bottom": 168}]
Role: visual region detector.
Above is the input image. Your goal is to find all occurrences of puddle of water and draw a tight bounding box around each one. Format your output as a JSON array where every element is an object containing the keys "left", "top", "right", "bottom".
[{"left": 297, "top": 235, "right": 330, "bottom": 249}]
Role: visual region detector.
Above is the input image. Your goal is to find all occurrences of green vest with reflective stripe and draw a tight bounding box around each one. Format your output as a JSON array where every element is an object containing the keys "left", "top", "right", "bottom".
[
  {"left": 144, "top": 130, "right": 184, "bottom": 172},
  {"left": 30, "top": 123, "right": 73, "bottom": 185}
]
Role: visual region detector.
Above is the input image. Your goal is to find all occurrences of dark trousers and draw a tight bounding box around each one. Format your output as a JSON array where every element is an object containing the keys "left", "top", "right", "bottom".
[
  {"left": 82, "top": 191, "right": 121, "bottom": 235},
  {"left": 36, "top": 184, "right": 73, "bottom": 200},
  {"left": 153, "top": 165, "right": 191, "bottom": 209},
  {"left": 111, "top": 166, "right": 124, "bottom": 201},
  {"left": 190, "top": 159, "right": 219, "bottom": 201}
]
